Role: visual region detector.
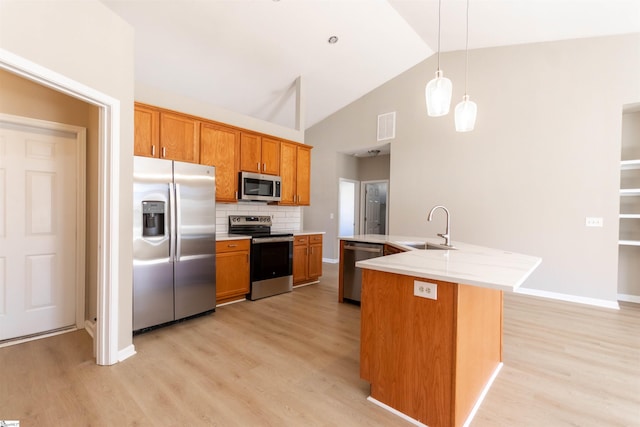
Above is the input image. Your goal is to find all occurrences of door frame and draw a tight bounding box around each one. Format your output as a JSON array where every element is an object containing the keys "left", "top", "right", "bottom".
[
  {"left": 360, "top": 180, "right": 389, "bottom": 235},
  {"left": 0, "top": 48, "right": 121, "bottom": 365},
  {"left": 0, "top": 113, "right": 87, "bottom": 337},
  {"left": 338, "top": 178, "right": 360, "bottom": 237}
]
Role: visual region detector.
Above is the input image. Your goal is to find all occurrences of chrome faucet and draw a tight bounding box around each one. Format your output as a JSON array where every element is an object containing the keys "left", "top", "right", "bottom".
[{"left": 427, "top": 205, "right": 452, "bottom": 247}]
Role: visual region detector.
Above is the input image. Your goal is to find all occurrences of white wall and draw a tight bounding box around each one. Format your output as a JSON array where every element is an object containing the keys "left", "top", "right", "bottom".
[
  {"left": 305, "top": 34, "right": 640, "bottom": 303},
  {"left": 0, "top": 0, "right": 136, "bottom": 351},
  {"left": 136, "top": 83, "right": 304, "bottom": 143}
]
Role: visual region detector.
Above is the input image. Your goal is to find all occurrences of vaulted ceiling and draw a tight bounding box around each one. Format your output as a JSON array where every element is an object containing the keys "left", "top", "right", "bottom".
[{"left": 102, "top": 0, "right": 640, "bottom": 130}]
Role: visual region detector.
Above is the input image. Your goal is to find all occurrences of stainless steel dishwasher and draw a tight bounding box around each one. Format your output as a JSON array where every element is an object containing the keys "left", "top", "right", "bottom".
[{"left": 342, "top": 241, "right": 384, "bottom": 304}]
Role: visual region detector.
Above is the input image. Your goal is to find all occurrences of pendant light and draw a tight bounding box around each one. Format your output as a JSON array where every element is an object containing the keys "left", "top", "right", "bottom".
[
  {"left": 454, "top": 0, "right": 477, "bottom": 132},
  {"left": 425, "top": 0, "right": 452, "bottom": 117}
]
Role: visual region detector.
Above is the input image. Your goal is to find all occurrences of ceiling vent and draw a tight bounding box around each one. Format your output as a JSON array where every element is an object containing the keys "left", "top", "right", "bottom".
[{"left": 377, "top": 112, "right": 396, "bottom": 141}]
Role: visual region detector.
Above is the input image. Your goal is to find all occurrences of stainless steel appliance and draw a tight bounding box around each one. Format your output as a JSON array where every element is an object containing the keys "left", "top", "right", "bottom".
[
  {"left": 133, "top": 157, "right": 216, "bottom": 332},
  {"left": 342, "top": 241, "right": 384, "bottom": 304},
  {"left": 239, "top": 172, "right": 282, "bottom": 202},
  {"left": 228, "top": 215, "right": 293, "bottom": 300}
]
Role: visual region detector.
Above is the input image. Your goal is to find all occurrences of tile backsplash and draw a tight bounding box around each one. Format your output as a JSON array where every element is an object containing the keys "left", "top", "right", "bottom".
[{"left": 216, "top": 202, "right": 302, "bottom": 233}]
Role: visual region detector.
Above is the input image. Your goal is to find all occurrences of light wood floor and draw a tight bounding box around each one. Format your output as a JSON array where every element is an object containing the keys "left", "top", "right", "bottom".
[{"left": 1, "top": 263, "right": 639, "bottom": 426}]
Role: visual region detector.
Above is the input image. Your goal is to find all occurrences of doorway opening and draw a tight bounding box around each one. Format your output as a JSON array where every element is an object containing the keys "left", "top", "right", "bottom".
[
  {"left": 361, "top": 180, "right": 389, "bottom": 235},
  {"left": 0, "top": 48, "right": 122, "bottom": 365},
  {"left": 339, "top": 178, "right": 359, "bottom": 237}
]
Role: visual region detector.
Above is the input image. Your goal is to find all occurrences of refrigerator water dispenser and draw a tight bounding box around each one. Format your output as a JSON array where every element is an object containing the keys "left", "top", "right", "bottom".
[{"left": 142, "top": 201, "right": 165, "bottom": 237}]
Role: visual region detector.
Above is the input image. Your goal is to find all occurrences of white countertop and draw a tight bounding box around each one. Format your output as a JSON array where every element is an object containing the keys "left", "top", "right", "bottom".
[
  {"left": 217, "top": 230, "right": 325, "bottom": 241},
  {"left": 342, "top": 234, "right": 541, "bottom": 292},
  {"left": 216, "top": 233, "right": 251, "bottom": 241}
]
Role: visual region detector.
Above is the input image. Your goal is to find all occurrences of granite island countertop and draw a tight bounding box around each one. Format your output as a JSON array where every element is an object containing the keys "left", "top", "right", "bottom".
[{"left": 341, "top": 234, "right": 541, "bottom": 292}]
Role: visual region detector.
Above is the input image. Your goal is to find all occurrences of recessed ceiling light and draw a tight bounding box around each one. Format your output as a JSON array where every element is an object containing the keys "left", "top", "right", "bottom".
[{"left": 328, "top": 36, "right": 339, "bottom": 44}]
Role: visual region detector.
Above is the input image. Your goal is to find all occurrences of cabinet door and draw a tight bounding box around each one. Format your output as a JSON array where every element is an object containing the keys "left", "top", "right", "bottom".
[
  {"left": 160, "top": 112, "right": 200, "bottom": 163},
  {"left": 309, "top": 242, "right": 323, "bottom": 280},
  {"left": 279, "top": 142, "right": 297, "bottom": 205},
  {"left": 200, "top": 123, "right": 240, "bottom": 203},
  {"left": 293, "top": 244, "right": 309, "bottom": 284},
  {"left": 240, "top": 132, "right": 261, "bottom": 173},
  {"left": 216, "top": 250, "right": 250, "bottom": 300},
  {"left": 134, "top": 104, "right": 159, "bottom": 158},
  {"left": 296, "top": 146, "right": 311, "bottom": 206},
  {"left": 261, "top": 137, "right": 281, "bottom": 175}
]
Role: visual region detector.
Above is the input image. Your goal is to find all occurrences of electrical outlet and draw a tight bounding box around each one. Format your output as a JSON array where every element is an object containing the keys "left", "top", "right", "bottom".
[
  {"left": 414, "top": 280, "right": 437, "bottom": 300},
  {"left": 585, "top": 217, "right": 603, "bottom": 227}
]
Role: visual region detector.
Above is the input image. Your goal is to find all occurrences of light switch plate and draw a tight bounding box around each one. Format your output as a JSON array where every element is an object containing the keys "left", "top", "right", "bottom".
[
  {"left": 414, "top": 280, "right": 437, "bottom": 300},
  {"left": 585, "top": 217, "right": 603, "bottom": 227}
]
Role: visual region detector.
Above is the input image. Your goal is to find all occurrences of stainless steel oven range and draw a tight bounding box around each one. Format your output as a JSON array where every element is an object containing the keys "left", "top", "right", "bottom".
[{"left": 228, "top": 215, "right": 293, "bottom": 300}]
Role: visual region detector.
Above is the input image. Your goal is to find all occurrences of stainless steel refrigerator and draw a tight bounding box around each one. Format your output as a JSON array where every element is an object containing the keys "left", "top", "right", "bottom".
[{"left": 133, "top": 157, "right": 216, "bottom": 332}]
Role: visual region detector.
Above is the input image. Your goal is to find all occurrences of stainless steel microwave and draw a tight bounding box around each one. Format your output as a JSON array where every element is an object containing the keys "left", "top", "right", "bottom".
[{"left": 239, "top": 171, "right": 282, "bottom": 202}]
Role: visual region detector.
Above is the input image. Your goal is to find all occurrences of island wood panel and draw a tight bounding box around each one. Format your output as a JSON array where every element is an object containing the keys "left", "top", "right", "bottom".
[
  {"left": 360, "top": 269, "right": 455, "bottom": 427},
  {"left": 361, "top": 268, "right": 505, "bottom": 427},
  {"left": 453, "top": 284, "right": 503, "bottom": 426}
]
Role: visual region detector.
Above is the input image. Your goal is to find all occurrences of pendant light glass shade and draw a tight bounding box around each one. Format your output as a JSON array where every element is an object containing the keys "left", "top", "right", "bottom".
[
  {"left": 455, "top": 94, "right": 477, "bottom": 132},
  {"left": 425, "top": 69, "right": 452, "bottom": 117}
]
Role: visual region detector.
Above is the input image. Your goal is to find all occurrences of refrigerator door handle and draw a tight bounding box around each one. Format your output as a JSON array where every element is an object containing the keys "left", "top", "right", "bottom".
[
  {"left": 175, "top": 183, "right": 182, "bottom": 262},
  {"left": 169, "top": 182, "right": 176, "bottom": 263}
]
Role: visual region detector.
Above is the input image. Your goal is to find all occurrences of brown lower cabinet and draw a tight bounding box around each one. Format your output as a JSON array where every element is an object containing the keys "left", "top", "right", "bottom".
[
  {"left": 215, "top": 239, "right": 250, "bottom": 305},
  {"left": 293, "top": 234, "right": 323, "bottom": 285}
]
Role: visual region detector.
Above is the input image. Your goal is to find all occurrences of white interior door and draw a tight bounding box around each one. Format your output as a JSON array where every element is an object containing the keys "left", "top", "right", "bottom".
[
  {"left": 362, "top": 181, "right": 389, "bottom": 235},
  {"left": 0, "top": 123, "right": 79, "bottom": 341}
]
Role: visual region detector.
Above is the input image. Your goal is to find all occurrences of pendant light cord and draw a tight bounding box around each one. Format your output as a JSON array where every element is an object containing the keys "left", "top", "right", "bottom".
[
  {"left": 464, "top": 0, "right": 469, "bottom": 96},
  {"left": 437, "top": 0, "right": 442, "bottom": 70}
]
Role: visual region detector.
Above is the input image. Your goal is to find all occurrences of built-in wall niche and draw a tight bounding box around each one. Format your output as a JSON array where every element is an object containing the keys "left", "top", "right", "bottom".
[{"left": 618, "top": 107, "right": 640, "bottom": 301}]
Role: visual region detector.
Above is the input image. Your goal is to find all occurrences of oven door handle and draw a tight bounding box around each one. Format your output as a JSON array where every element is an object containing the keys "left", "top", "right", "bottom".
[{"left": 252, "top": 236, "right": 294, "bottom": 244}]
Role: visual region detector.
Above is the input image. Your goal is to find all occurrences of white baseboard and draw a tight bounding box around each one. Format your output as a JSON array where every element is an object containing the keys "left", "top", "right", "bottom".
[
  {"left": 462, "top": 363, "right": 503, "bottom": 427},
  {"left": 618, "top": 293, "right": 640, "bottom": 304},
  {"left": 322, "top": 257, "right": 339, "bottom": 264},
  {"left": 366, "top": 396, "right": 427, "bottom": 427},
  {"left": 515, "top": 287, "right": 620, "bottom": 310},
  {"left": 118, "top": 344, "right": 136, "bottom": 362}
]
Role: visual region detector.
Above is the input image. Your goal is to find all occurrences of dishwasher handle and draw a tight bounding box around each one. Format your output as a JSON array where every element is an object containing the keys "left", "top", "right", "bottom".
[{"left": 344, "top": 244, "right": 383, "bottom": 254}]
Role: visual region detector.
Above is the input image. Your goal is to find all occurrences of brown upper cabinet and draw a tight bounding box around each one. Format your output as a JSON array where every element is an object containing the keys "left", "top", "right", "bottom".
[
  {"left": 159, "top": 112, "right": 200, "bottom": 163},
  {"left": 133, "top": 103, "right": 200, "bottom": 163},
  {"left": 280, "top": 142, "right": 311, "bottom": 206},
  {"left": 134, "top": 104, "right": 159, "bottom": 158},
  {"left": 240, "top": 132, "right": 280, "bottom": 175},
  {"left": 200, "top": 122, "right": 241, "bottom": 203}
]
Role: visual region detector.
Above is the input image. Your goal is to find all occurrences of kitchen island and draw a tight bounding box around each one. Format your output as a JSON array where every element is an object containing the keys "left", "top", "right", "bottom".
[{"left": 344, "top": 234, "right": 541, "bottom": 427}]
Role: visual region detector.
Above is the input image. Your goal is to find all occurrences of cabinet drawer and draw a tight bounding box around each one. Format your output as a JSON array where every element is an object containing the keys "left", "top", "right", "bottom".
[
  {"left": 309, "top": 234, "right": 323, "bottom": 244},
  {"left": 216, "top": 239, "right": 250, "bottom": 253},
  {"left": 294, "top": 235, "right": 309, "bottom": 246}
]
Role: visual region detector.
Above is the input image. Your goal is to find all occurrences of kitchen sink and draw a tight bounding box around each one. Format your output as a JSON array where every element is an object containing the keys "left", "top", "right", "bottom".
[{"left": 397, "top": 241, "right": 456, "bottom": 250}]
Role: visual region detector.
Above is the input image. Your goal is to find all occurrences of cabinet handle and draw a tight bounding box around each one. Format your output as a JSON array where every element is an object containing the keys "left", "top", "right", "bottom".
[
  {"left": 162, "top": 147, "right": 166, "bottom": 158},
  {"left": 151, "top": 145, "right": 156, "bottom": 156},
  {"left": 263, "top": 163, "right": 266, "bottom": 171},
  {"left": 235, "top": 191, "right": 238, "bottom": 199},
  {"left": 257, "top": 162, "right": 260, "bottom": 171},
  {"left": 228, "top": 244, "right": 238, "bottom": 248}
]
